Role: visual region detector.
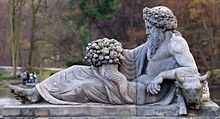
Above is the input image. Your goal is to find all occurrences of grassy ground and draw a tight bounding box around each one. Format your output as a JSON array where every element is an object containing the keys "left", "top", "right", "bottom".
[
  {"left": 0, "top": 69, "right": 12, "bottom": 80},
  {"left": 40, "top": 70, "right": 58, "bottom": 81},
  {"left": 0, "top": 68, "right": 59, "bottom": 88}
]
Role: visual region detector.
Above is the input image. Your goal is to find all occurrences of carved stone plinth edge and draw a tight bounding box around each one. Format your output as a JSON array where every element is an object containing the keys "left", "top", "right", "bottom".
[{"left": 2, "top": 102, "right": 219, "bottom": 119}]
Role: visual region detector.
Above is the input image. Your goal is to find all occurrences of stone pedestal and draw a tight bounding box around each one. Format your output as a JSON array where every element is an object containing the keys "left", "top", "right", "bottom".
[{"left": 2, "top": 102, "right": 220, "bottom": 119}]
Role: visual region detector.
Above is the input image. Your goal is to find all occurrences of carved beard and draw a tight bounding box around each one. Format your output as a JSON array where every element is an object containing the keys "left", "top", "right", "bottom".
[{"left": 147, "top": 28, "right": 164, "bottom": 60}]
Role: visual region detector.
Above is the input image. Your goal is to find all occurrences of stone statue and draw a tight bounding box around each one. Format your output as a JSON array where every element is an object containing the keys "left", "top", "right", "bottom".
[{"left": 9, "top": 6, "right": 218, "bottom": 115}]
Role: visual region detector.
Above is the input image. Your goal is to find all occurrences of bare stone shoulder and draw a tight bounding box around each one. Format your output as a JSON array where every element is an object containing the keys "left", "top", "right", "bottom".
[{"left": 168, "top": 36, "right": 190, "bottom": 55}]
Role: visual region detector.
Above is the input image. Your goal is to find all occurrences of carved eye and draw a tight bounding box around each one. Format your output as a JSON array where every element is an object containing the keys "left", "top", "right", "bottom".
[
  {"left": 195, "top": 87, "right": 201, "bottom": 92},
  {"left": 195, "top": 88, "right": 199, "bottom": 91},
  {"left": 147, "top": 26, "right": 152, "bottom": 29}
]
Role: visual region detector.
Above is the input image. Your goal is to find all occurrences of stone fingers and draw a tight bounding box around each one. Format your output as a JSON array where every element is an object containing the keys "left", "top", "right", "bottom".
[
  {"left": 148, "top": 84, "right": 155, "bottom": 95},
  {"left": 153, "top": 84, "right": 159, "bottom": 94},
  {"left": 147, "top": 84, "right": 153, "bottom": 94},
  {"left": 146, "top": 84, "right": 150, "bottom": 93},
  {"left": 147, "top": 84, "right": 160, "bottom": 95},
  {"left": 151, "top": 84, "right": 158, "bottom": 95},
  {"left": 155, "top": 84, "right": 161, "bottom": 92}
]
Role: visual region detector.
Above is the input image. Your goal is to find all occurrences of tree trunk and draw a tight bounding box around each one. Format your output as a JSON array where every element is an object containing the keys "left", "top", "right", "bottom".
[
  {"left": 14, "top": 0, "right": 24, "bottom": 78},
  {"left": 28, "top": 0, "right": 42, "bottom": 71},
  {"left": 201, "top": 15, "right": 216, "bottom": 69},
  {"left": 197, "top": 45, "right": 210, "bottom": 68},
  {"left": 8, "top": 0, "right": 16, "bottom": 78},
  {"left": 39, "top": 0, "right": 48, "bottom": 81},
  {"left": 94, "top": 20, "right": 108, "bottom": 37},
  {"left": 89, "top": 18, "right": 93, "bottom": 41},
  {"left": 192, "top": 30, "right": 210, "bottom": 70},
  {"left": 28, "top": 11, "right": 37, "bottom": 71},
  {"left": 8, "top": 0, "right": 25, "bottom": 78}
]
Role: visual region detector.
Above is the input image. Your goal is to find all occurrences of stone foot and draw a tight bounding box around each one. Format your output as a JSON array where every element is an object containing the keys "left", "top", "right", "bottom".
[
  {"left": 119, "top": 84, "right": 134, "bottom": 104},
  {"left": 9, "top": 85, "right": 41, "bottom": 104}
]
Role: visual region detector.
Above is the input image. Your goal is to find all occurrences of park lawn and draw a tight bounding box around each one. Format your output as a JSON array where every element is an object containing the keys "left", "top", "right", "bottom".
[
  {"left": 40, "top": 70, "right": 59, "bottom": 81},
  {"left": 0, "top": 68, "right": 59, "bottom": 81},
  {"left": 0, "top": 68, "right": 59, "bottom": 88},
  {"left": 0, "top": 68, "right": 12, "bottom": 80}
]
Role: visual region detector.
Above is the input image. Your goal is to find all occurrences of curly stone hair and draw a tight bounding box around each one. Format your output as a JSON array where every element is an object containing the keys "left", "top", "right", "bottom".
[{"left": 143, "top": 6, "right": 177, "bottom": 30}]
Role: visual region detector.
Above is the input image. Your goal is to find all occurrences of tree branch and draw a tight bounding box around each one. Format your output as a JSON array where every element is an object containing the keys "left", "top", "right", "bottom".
[{"left": 35, "top": 0, "right": 42, "bottom": 13}]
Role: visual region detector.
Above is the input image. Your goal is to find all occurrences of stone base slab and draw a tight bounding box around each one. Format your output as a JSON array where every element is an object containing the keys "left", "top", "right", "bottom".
[
  {"left": 2, "top": 116, "right": 220, "bottom": 119},
  {"left": 2, "top": 102, "right": 220, "bottom": 118}
]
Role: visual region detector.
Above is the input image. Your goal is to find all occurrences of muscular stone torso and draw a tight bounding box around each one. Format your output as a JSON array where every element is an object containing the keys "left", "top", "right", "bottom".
[{"left": 145, "top": 37, "right": 178, "bottom": 79}]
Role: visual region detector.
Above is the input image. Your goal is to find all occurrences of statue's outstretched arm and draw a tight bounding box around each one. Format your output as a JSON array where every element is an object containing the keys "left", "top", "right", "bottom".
[
  {"left": 147, "top": 36, "right": 199, "bottom": 94},
  {"left": 157, "top": 36, "right": 198, "bottom": 80}
]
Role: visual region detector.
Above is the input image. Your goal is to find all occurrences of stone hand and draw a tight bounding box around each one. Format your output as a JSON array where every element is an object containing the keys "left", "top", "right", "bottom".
[{"left": 146, "top": 76, "right": 163, "bottom": 95}]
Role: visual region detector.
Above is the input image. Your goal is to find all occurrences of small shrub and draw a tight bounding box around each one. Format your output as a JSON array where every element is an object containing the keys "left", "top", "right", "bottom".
[
  {"left": 66, "top": 60, "right": 87, "bottom": 67},
  {"left": 40, "top": 70, "right": 59, "bottom": 81},
  {"left": 0, "top": 68, "right": 11, "bottom": 80}
]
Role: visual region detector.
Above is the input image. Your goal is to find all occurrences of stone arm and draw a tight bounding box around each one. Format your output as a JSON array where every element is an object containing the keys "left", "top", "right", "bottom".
[
  {"left": 159, "top": 36, "right": 198, "bottom": 79},
  {"left": 147, "top": 36, "right": 199, "bottom": 94}
]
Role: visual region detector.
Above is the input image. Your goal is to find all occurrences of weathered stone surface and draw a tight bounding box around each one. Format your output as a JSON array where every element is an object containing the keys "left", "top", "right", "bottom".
[
  {"left": 2, "top": 103, "right": 220, "bottom": 118},
  {"left": 35, "top": 110, "right": 49, "bottom": 116},
  {"left": 2, "top": 116, "right": 220, "bottom": 119},
  {"left": 3, "top": 103, "right": 136, "bottom": 117},
  {"left": 3, "top": 108, "right": 20, "bottom": 117},
  {"left": 136, "top": 103, "right": 179, "bottom": 116},
  {"left": 198, "top": 101, "right": 220, "bottom": 116}
]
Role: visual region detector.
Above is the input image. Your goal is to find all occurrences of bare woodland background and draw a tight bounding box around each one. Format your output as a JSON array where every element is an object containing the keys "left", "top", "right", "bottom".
[{"left": 0, "top": 0, "right": 220, "bottom": 77}]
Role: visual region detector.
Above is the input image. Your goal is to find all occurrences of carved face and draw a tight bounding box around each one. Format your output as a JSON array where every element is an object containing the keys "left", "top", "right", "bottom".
[
  {"left": 145, "top": 21, "right": 164, "bottom": 59},
  {"left": 176, "top": 72, "right": 210, "bottom": 110},
  {"left": 145, "top": 21, "right": 157, "bottom": 38},
  {"left": 181, "top": 77, "right": 203, "bottom": 109}
]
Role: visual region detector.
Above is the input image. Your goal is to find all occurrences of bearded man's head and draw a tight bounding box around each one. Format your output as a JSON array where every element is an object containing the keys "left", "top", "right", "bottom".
[
  {"left": 143, "top": 6, "right": 177, "bottom": 30},
  {"left": 143, "top": 6, "right": 178, "bottom": 59}
]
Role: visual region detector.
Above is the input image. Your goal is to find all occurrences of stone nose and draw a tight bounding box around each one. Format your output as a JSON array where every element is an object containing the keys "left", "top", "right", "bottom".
[
  {"left": 146, "top": 29, "right": 150, "bottom": 35},
  {"left": 188, "top": 97, "right": 199, "bottom": 103}
]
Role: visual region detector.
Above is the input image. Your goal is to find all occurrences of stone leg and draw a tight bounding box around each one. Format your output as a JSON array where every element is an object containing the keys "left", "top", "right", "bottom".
[
  {"left": 177, "top": 94, "right": 187, "bottom": 115},
  {"left": 99, "top": 64, "right": 133, "bottom": 104},
  {"left": 105, "top": 71, "right": 133, "bottom": 104},
  {"left": 9, "top": 85, "right": 41, "bottom": 104}
]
